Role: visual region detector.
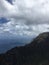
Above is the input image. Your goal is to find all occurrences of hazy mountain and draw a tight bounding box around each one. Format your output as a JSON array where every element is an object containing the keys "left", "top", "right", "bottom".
[
  {"left": 0, "top": 32, "right": 49, "bottom": 65},
  {"left": 0, "top": 32, "right": 34, "bottom": 53}
]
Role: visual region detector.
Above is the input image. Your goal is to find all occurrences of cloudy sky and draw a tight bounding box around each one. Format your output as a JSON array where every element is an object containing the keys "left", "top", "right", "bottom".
[{"left": 0, "top": 0, "right": 49, "bottom": 38}]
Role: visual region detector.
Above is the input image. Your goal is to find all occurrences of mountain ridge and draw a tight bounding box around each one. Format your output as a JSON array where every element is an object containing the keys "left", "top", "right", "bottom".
[{"left": 0, "top": 32, "right": 49, "bottom": 65}]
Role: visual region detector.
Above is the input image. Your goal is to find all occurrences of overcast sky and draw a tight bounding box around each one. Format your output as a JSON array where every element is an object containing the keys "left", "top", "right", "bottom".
[{"left": 0, "top": 0, "right": 49, "bottom": 37}]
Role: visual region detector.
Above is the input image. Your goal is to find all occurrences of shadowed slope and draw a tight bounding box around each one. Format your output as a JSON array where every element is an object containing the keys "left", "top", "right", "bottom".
[{"left": 0, "top": 32, "right": 49, "bottom": 65}]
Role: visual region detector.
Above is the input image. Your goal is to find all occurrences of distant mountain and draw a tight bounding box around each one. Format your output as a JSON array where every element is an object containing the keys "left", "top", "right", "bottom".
[
  {"left": 0, "top": 32, "right": 49, "bottom": 65},
  {"left": 0, "top": 33, "right": 33, "bottom": 53}
]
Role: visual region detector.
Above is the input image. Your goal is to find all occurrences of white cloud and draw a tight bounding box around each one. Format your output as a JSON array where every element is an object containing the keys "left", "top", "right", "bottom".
[
  {"left": 0, "top": 0, "right": 49, "bottom": 36},
  {"left": 0, "top": 0, "right": 16, "bottom": 17},
  {"left": 0, "top": 0, "right": 49, "bottom": 24},
  {"left": 0, "top": 19, "right": 49, "bottom": 36}
]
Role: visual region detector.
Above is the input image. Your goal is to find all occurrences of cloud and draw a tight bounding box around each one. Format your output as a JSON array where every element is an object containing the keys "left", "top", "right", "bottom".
[
  {"left": 0, "top": 0, "right": 16, "bottom": 17},
  {"left": 7, "top": 0, "right": 13, "bottom": 4},
  {"left": 0, "top": 0, "right": 49, "bottom": 24},
  {"left": 0, "top": 0, "right": 49, "bottom": 36},
  {"left": 0, "top": 17, "right": 9, "bottom": 24},
  {"left": 0, "top": 19, "right": 49, "bottom": 36}
]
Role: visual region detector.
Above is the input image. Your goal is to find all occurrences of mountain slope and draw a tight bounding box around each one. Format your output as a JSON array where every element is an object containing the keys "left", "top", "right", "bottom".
[
  {"left": 0, "top": 32, "right": 49, "bottom": 65},
  {"left": 28, "top": 32, "right": 49, "bottom": 47}
]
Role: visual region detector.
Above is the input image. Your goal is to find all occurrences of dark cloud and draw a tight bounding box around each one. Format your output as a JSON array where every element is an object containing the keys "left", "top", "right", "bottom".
[
  {"left": 6, "top": 0, "right": 13, "bottom": 5},
  {"left": 0, "top": 17, "right": 10, "bottom": 24}
]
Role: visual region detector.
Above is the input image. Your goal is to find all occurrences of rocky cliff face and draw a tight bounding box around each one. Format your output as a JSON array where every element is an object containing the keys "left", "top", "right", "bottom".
[{"left": 0, "top": 32, "right": 49, "bottom": 65}]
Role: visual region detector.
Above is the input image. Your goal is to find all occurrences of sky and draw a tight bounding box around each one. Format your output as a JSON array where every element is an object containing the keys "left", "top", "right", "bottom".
[
  {"left": 0, "top": 0, "right": 49, "bottom": 38},
  {"left": 0, "top": 0, "right": 49, "bottom": 53}
]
